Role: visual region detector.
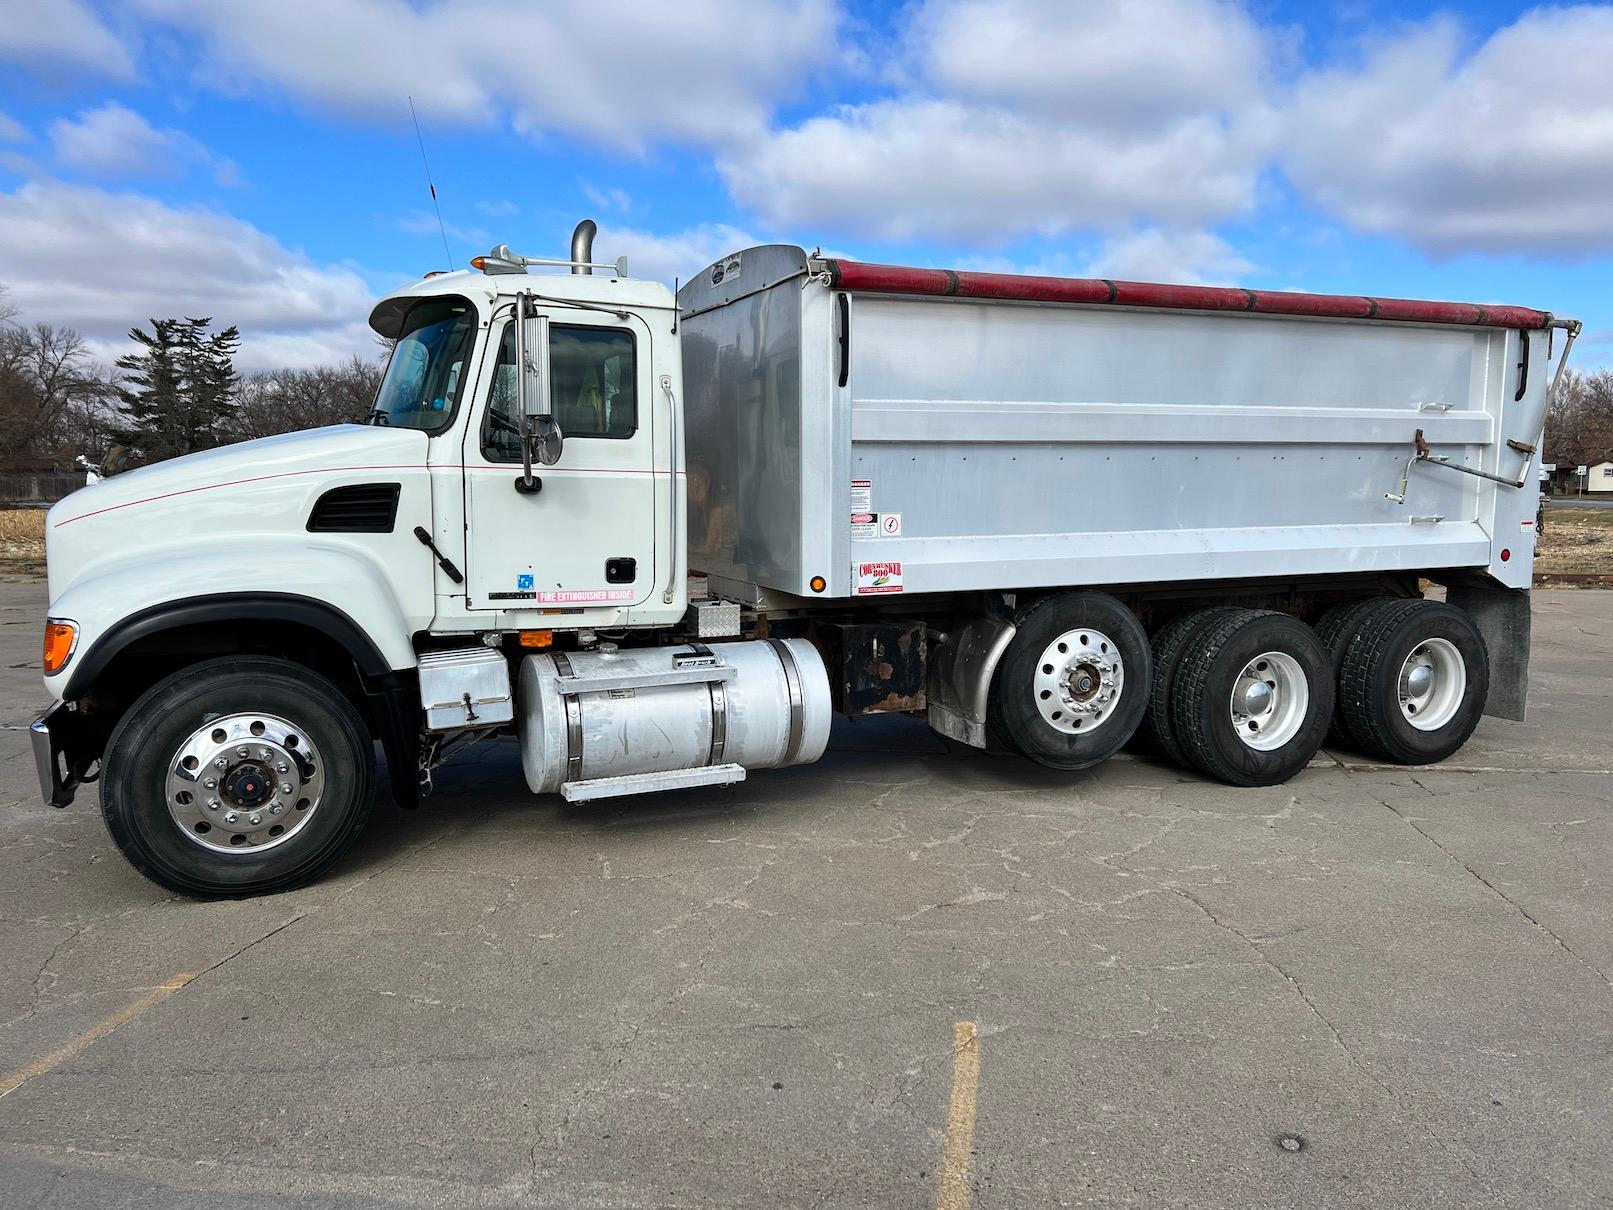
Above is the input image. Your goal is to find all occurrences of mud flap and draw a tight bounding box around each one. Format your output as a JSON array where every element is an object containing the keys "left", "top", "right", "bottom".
[{"left": 1446, "top": 583, "right": 1531, "bottom": 721}]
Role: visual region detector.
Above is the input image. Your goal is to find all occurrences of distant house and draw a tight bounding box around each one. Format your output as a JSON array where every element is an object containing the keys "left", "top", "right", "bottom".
[{"left": 1590, "top": 462, "right": 1613, "bottom": 494}]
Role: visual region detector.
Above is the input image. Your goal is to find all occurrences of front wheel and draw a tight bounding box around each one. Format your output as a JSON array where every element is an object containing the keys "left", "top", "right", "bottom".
[{"left": 101, "top": 657, "right": 376, "bottom": 898}]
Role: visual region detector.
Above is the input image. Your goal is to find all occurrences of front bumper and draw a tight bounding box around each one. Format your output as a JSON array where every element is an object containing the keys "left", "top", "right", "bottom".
[{"left": 31, "top": 701, "right": 79, "bottom": 808}]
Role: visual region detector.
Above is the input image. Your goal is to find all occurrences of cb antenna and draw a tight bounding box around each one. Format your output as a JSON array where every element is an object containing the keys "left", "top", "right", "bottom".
[{"left": 408, "top": 95, "right": 454, "bottom": 269}]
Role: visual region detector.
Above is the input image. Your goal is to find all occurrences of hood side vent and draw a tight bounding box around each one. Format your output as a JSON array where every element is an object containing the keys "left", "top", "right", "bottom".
[{"left": 307, "top": 483, "right": 402, "bottom": 533}]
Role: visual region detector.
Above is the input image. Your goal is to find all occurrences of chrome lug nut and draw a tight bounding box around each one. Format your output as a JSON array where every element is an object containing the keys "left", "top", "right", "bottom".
[
  {"left": 268, "top": 803, "right": 284, "bottom": 816},
  {"left": 276, "top": 762, "right": 289, "bottom": 774},
  {"left": 249, "top": 813, "right": 262, "bottom": 826},
  {"left": 207, "top": 798, "right": 221, "bottom": 812},
  {"left": 203, "top": 778, "right": 217, "bottom": 790},
  {"left": 236, "top": 746, "right": 249, "bottom": 758},
  {"left": 215, "top": 757, "right": 228, "bottom": 770},
  {"left": 224, "top": 811, "right": 240, "bottom": 824},
  {"left": 280, "top": 782, "right": 293, "bottom": 795}
]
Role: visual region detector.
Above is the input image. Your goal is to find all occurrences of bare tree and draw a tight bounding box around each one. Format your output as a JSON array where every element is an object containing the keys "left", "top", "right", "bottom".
[
  {"left": 229, "top": 356, "right": 384, "bottom": 442},
  {"left": 1545, "top": 368, "right": 1613, "bottom": 470},
  {"left": 0, "top": 320, "right": 117, "bottom": 470}
]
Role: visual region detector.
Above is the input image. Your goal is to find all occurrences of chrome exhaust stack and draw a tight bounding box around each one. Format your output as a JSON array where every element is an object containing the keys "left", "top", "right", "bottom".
[{"left": 570, "top": 219, "right": 597, "bottom": 275}]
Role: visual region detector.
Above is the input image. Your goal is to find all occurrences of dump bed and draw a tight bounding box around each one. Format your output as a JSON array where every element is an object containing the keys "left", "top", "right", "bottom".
[{"left": 677, "top": 246, "right": 1563, "bottom": 601}]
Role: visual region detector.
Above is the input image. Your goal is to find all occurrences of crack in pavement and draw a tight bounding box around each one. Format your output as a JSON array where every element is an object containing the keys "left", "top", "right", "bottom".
[
  {"left": 1166, "top": 884, "right": 1485, "bottom": 1185},
  {"left": 1377, "top": 797, "right": 1613, "bottom": 992}
]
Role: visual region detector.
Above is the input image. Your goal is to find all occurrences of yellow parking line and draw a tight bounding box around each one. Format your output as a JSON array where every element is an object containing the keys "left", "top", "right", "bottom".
[
  {"left": 0, "top": 973, "right": 196, "bottom": 1099},
  {"left": 938, "top": 1021, "right": 981, "bottom": 1210}
]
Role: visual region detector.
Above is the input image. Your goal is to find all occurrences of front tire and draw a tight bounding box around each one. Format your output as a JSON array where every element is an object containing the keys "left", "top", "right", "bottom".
[
  {"left": 101, "top": 657, "right": 376, "bottom": 898},
  {"left": 990, "top": 591, "right": 1150, "bottom": 770}
]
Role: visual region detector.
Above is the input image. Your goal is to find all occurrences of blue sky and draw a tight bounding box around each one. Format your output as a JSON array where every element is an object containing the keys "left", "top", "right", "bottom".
[{"left": 0, "top": 0, "right": 1609, "bottom": 371}]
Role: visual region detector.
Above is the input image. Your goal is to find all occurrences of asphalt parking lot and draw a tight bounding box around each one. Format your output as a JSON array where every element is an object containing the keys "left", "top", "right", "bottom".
[{"left": 0, "top": 580, "right": 1609, "bottom": 1208}]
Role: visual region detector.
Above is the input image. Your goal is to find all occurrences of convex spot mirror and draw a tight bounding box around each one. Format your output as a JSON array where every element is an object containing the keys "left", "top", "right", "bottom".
[{"left": 531, "top": 415, "right": 564, "bottom": 466}]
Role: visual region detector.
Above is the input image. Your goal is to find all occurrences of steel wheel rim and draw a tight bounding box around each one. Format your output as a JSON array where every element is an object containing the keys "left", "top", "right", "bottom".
[
  {"left": 1399, "top": 638, "right": 1465, "bottom": 731},
  {"left": 1033, "top": 627, "right": 1124, "bottom": 735},
  {"left": 164, "top": 712, "right": 325, "bottom": 853},
  {"left": 1229, "top": 650, "right": 1308, "bottom": 751}
]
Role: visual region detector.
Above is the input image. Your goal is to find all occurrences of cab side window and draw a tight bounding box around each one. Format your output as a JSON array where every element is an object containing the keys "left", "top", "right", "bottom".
[{"left": 481, "top": 322, "right": 636, "bottom": 460}]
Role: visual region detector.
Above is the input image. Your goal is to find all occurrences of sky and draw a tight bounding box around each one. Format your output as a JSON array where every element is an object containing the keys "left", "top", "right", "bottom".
[{"left": 0, "top": 0, "right": 1610, "bottom": 373}]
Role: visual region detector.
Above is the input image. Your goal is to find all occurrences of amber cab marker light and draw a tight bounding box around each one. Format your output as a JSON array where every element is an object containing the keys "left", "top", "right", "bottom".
[
  {"left": 469, "top": 256, "right": 487, "bottom": 272},
  {"left": 810, "top": 575, "right": 827, "bottom": 593},
  {"left": 43, "top": 620, "right": 77, "bottom": 675},
  {"left": 517, "top": 629, "right": 554, "bottom": 649}
]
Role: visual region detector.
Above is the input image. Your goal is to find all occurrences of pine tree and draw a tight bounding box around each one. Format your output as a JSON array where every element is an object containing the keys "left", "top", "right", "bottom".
[{"left": 115, "top": 316, "right": 240, "bottom": 459}]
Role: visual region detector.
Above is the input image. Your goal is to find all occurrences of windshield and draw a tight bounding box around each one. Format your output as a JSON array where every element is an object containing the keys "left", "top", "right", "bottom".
[{"left": 370, "top": 297, "right": 477, "bottom": 430}]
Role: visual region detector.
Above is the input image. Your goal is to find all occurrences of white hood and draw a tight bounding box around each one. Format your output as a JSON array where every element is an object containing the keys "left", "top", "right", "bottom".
[{"left": 47, "top": 425, "right": 430, "bottom": 598}]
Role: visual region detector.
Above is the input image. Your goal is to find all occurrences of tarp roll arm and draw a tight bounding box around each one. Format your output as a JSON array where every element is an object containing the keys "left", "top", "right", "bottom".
[{"left": 1387, "top": 318, "right": 1583, "bottom": 504}]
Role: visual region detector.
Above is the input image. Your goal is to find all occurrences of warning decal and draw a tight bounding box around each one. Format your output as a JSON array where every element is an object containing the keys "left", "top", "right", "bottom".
[{"left": 854, "top": 560, "right": 904, "bottom": 595}]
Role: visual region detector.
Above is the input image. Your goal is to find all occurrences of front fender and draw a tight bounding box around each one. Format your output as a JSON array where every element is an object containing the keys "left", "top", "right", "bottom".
[{"left": 46, "top": 541, "right": 423, "bottom": 701}]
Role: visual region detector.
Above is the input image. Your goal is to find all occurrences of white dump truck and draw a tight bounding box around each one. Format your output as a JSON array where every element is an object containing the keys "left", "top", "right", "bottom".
[{"left": 33, "top": 221, "right": 1579, "bottom": 896}]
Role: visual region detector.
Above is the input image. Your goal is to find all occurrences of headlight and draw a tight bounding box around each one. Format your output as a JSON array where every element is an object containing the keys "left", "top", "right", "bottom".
[{"left": 43, "top": 619, "right": 77, "bottom": 675}]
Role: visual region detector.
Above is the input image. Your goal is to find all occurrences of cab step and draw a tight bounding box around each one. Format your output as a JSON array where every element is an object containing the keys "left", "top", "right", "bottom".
[{"left": 560, "top": 763, "right": 747, "bottom": 803}]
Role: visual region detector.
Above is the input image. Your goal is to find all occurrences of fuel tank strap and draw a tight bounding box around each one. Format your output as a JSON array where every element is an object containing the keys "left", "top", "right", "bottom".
[
  {"left": 765, "top": 639, "right": 806, "bottom": 766},
  {"left": 551, "top": 652, "right": 584, "bottom": 782},
  {"left": 688, "top": 644, "right": 728, "bottom": 766}
]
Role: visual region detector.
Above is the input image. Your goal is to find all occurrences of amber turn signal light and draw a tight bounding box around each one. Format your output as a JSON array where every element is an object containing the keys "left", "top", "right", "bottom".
[
  {"left": 517, "top": 629, "right": 554, "bottom": 649},
  {"left": 43, "top": 620, "right": 77, "bottom": 674},
  {"left": 810, "top": 575, "right": 827, "bottom": 593}
]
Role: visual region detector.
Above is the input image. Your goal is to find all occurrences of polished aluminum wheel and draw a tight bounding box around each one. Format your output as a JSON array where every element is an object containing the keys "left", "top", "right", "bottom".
[
  {"left": 1032, "top": 627, "right": 1124, "bottom": 734},
  {"left": 1229, "top": 650, "right": 1308, "bottom": 751},
  {"left": 1398, "top": 637, "right": 1465, "bottom": 731},
  {"left": 164, "top": 712, "right": 325, "bottom": 853}
]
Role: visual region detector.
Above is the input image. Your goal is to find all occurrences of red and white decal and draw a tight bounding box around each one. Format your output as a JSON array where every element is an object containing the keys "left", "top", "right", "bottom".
[{"left": 854, "top": 560, "right": 903, "bottom": 595}]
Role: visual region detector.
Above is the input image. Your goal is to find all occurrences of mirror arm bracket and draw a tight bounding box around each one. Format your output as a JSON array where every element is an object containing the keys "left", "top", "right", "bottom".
[{"left": 513, "top": 475, "right": 543, "bottom": 495}]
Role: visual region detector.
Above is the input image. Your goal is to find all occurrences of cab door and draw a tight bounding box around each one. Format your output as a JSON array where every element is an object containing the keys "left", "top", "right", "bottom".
[{"left": 460, "top": 310, "right": 657, "bottom": 611}]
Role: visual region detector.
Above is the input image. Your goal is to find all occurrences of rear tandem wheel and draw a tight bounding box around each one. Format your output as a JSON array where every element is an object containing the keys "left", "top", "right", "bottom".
[{"left": 989, "top": 591, "right": 1152, "bottom": 770}]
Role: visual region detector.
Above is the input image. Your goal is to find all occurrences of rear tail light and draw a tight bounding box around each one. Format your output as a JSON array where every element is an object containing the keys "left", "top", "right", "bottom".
[{"left": 43, "top": 620, "right": 77, "bottom": 675}]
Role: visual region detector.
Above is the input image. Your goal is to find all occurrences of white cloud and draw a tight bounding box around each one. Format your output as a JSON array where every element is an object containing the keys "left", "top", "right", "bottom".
[
  {"left": 0, "top": 181, "right": 377, "bottom": 371},
  {"left": 1082, "top": 228, "right": 1257, "bottom": 284},
  {"left": 722, "top": 0, "right": 1274, "bottom": 242},
  {"left": 49, "top": 102, "right": 238, "bottom": 185},
  {"left": 134, "top": 0, "right": 835, "bottom": 153},
  {"left": 1279, "top": 7, "right": 1613, "bottom": 257},
  {"left": 0, "top": 0, "right": 136, "bottom": 79},
  {"left": 914, "top": 0, "right": 1271, "bottom": 131},
  {"left": 0, "top": 112, "right": 27, "bottom": 143},
  {"left": 597, "top": 222, "right": 760, "bottom": 287}
]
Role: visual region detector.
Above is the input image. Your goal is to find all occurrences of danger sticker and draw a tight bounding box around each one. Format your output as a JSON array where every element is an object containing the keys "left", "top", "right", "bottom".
[
  {"left": 850, "top": 478, "right": 872, "bottom": 512},
  {"left": 854, "top": 560, "right": 904, "bottom": 595}
]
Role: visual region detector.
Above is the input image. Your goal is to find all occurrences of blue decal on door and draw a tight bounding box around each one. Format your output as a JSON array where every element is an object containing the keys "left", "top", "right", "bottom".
[{"left": 517, "top": 574, "right": 534, "bottom": 590}]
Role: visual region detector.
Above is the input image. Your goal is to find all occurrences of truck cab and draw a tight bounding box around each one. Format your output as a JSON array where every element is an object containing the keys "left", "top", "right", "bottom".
[{"left": 369, "top": 253, "right": 686, "bottom": 633}]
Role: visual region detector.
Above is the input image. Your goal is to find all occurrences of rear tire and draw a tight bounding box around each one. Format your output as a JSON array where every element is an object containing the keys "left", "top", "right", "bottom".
[
  {"left": 101, "top": 656, "right": 376, "bottom": 898},
  {"left": 1336, "top": 599, "right": 1488, "bottom": 765},
  {"left": 1170, "top": 609, "right": 1333, "bottom": 787},
  {"left": 990, "top": 591, "right": 1150, "bottom": 770},
  {"left": 1142, "top": 606, "right": 1242, "bottom": 768},
  {"left": 1313, "top": 597, "right": 1396, "bottom": 748}
]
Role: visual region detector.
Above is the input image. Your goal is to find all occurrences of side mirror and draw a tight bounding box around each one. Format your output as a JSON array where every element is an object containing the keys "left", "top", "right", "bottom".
[{"left": 514, "top": 300, "right": 562, "bottom": 493}]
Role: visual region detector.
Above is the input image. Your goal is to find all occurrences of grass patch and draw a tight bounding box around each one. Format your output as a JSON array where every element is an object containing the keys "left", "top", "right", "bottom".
[
  {"left": 0, "top": 509, "right": 46, "bottom": 571},
  {"left": 1537, "top": 507, "right": 1613, "bottom": 576}
]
